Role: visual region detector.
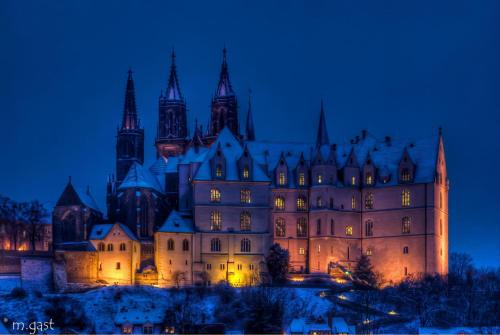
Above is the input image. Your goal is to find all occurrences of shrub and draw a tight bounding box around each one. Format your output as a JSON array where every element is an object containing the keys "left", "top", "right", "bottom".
[{"left": 10, "top": 287, "right": 27, "bottom": 299}]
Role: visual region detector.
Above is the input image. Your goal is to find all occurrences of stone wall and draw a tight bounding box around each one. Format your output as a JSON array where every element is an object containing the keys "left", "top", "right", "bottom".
[{"left": 20, "top": 256, "right": 53, "bottom": 292}]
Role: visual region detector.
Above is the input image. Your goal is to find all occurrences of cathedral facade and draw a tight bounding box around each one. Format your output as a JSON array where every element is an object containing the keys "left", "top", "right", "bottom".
[{"left": 52, "top": 49, "right": 449, "bottom": 287}]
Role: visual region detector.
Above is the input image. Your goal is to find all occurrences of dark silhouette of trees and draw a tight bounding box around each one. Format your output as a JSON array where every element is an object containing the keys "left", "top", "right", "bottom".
[{"left": 266, "top": 243, "right": 289, "bottom": 284}]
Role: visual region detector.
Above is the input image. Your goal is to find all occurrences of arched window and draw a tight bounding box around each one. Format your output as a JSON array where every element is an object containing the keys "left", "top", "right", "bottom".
[
  {"left": 215, "top": 164, "right": 223, "bottom": 177},
  {"left": 210, "top": 211, "right": 222, "bottom": 231},
  {"left": 345, "top": 226, "right": 353, "bottom": 236},
  {"left": 241, "top": 238, "right": 251, "bottom": 253},
  {"left": 182, "top": 239, "right": 189, "bottom": 251},
  {"left": 210, "top": 188, "right": 221, "bottom": 202},
  {"left": 330, "top": 219, "right": 335, "bottom": 235},
  {"left": 98, "top": 242, "right": 105, "bottom": 251},
  {"left": 240, "top": 211, "right": 251, "bottom": 231},
  {"left": 274, "top": 196, "right": 285, "bottom": 210},
  {"left": 402, "top": 189, "right": 411, "bottom": 207},
  {"left": 275, "top": 217, "right": 286, "bottom": 237},
  {"left": 402, "top": 216, "right": 411, "bottom": 234},
  {"left": 167, "top": 239, "right": 175, "bottom": 251},
  {"left": 403, "top": 246, "right": 409, "bottom": 254},
  {"left": 240, "top": 189, "right": 251, "bottom": 204},
  {"left": 297, "top": 196, "right": 307, "bottom": 211},
  {"left": 365, "top": 220, "right": 373, "bottom": 236},
  {"left": 365, "top": 192, "right": 374, "bottom": 209},
  {"left": 316, "top": 219, "right": 322, "bottom": 235},
  {"left": 210, "top": 238, "right": 221, "bottom": 252},
  {"left": 297, "top": 217, "right": 308, "bottom": 237},
  {"left": 316, "top": 197, "right": 323, "bottom": 208},
  {"left": 119, "top": 243, "right": 126, "bottom": 251},
  {"left": 107, "top": 243, "right": 114, "bottom": 252}
]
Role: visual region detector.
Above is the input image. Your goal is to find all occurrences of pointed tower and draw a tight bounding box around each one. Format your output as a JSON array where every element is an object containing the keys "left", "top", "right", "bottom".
[
  {"left": 116, "top": 70, "right": 145, "bottom": 183},
  {"left": 156, "top": 50, "right": 188, "bottom": 157},
  {"left": 206, "top": 48, "right": 239, "bottom": 143},
  {"left": 245, "top": 90, "right": 256, "bottom": 141},
  {"left": 316, "top": 100, "right": 329, "bottom": 148}
]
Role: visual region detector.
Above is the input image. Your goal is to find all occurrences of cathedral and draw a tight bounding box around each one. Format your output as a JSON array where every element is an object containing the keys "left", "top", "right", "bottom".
[{"left": 52, "top": 49, "right": 449, "bottom": 287}]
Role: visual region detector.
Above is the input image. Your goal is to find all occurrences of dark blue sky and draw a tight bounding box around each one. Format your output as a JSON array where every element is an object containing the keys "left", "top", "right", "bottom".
[{"left": 1, "top": 0, "right": 499, "bottom": 267}]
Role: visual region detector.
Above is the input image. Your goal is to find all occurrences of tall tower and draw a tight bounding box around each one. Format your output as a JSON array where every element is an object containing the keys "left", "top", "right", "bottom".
[
  {"left": 156, "top": 50, "right": 188, "bottom": 157},
  {"left": 206, "top": 48, "right": 239, "bottom": 143},
  {"left": 116, "top": 70, "right": 144, "bottom": 183}
]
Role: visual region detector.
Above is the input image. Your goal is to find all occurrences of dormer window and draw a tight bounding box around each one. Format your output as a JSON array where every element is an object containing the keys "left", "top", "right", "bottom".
[
  {"left": 243, "top": 165, "right": 250, "bottom": 179},
  {"left": 215, "top": 164, "right": 223, "bottom": 177},
  {"left": 317, "top": 174, "right": 323, "bottom": 184},
  {"left": 278, "top": 172, "right": 286, "bottom": 186},
  {"left": 298, "top": 172, "right": 305, "bottom": 186},
  {"left": 366, "top": 173, "right": 373, "bottom": 185},
  {"left": 351, "top": 176, "right": 356, "bottom": 186},
  {"left": 401, "top": 168, "right": 411, "bottom": 182}
]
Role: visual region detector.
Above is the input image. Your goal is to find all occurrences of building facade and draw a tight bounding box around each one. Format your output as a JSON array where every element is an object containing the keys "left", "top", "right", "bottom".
[{"left": 52, "top": 49, "right": 449, "bottom": 287}]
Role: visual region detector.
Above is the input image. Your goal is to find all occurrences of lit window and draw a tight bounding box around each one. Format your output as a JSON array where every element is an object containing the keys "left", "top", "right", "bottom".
[
  {"left": 240, "top": 189, "right": 251, "bottom": 204},
  {"left": 119, "top": 243, "right": 126, "bottom": 251},
  {"left": 366, "top": 248, "right": 373, "bottom": 256},
  {"left": 366, "top": 173, "right": 373, "bottom": 185},
  {"left": 243, "top": 165, "right": 249, "bottom": 179},
  {"left": 403, "top": 246, "right": 409, "bottom": 254},
  {"left": 351, "top": 196, "right": 356, "bottom": 209},
  {"left": 402, "top": 216, "right": 411, "bottom": 234},
  {"left": 297, "top": 217, "right": 308, "bottom": 237},
  {"left": 275, "top": 217, "right": 286, "bottom": 237},
  {"left": 345, "top": 226, "right": 353, "bottom": 236},
  {"left": 274, "top": 196, "right": 285, "bottom": 210},
  {"left": 210, "top": 211, "right": 222, "bottom": 231},
  {"left": 316, "top": 219, "right": 321, "bottom": 235},
  {"left": 317, "top": 244, "right": 321, "bottom": 253},
  {"left": 298, "top": 172, "right": 305, "bottom": 186},
  {"left": 215, "top": 164, "right": 223, "bottom": 177},
  {"left": 182, "top": 239, "right": 189, "bottom": 251},
  {"left": 365, "top": 220, "right": 373, "bottom": 236},
  {"left": 278, "top": 172, "right": 286, "bottom": 186},
  {"left": 240, "top": 211, "right": 251, "bottom": 231},
  {"left": 351, "top": 175, "right": 356, "bottom": 186},
  {"left": 401, "top": 168, "right": 411, "bottom": 182},
  {"left": 365, "top": 192, "right": 374, "bottom": 209},
  {"left": 299, "top": 247, "right": 305, "bottom": 255},
  {"left": 107, "top": 243, "right": 114, "bottom": 252},
  {"left": 241, "top": 238, "right": 251, "bottom": 253},
  {"left": 402, "top": 190, "right": 411, "bottom": 207},
  {"left": 317, "top": 174, "right": 323, "bottom": 184},
  {"left": 167, "top": 238, "right": 174, "bottom": 250},
  {"left": 297, "top": 196, "right": 307, "bottom": 211},
  {"left": 210, "top": 238, "right": 221, "bottom": 252},
  {"left": 210, "top": 188, "right": 221, "bottom": 202},
  {"left": 316, "top": 196, "right": 323, "bottom": 208}
]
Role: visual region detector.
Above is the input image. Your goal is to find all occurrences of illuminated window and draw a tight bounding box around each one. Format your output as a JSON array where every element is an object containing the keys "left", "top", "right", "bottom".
[
  {"left": 401, "top": 168, "right": 411, "bottom": 182},
  {"left": 275, "top": 217, "right": 286, "bottom": 237},
  {"left": 366, "top": 248, "right": 373, "bottom": 256},
  {"left": 210, "top": 211, "right": 222, "bottom": 231},
  {"left": 240, "top": 211, "right": 251, "bottom": 231},
  {"left": 316, "top": 219, "right": 322, "bottom": 235},
  {"left": 330, "top": 219, "right": 335, "bottom": 235},
  {"left": 122, "top": 325, "right": 132, "bottom": 334},
  {"left": 316, "top": 196, "right": 323, "bottom": 208},
  {"left": 298, "top": 172, "right": 305, "bottom": 186},
  {"left": 98, "top": 242, "right": 105, "bottom": 251},
  {"left": 182, "top": 239, "right": 189, "bottom": 251},
  {"left": 241, "top": 238, "right": 251, "bottom": 253},
  {"left": 365, "top": 173, "right": 373, "bottom": 185},
  {"left": 210, "top": 188, "right": 221, "bottom": 202},
  {"left": 317, "top": 244, "right": 321, "bottom": 253},
  {"left": 116, "top": 262, "right": 121, "bottom": 270},
  {"left": 210, "top": 238, "right": 221, "bottom": 252},
  {"left": 240, "top": 189, "right": 251, "bottom": 204},
  {"left": 402, "top": 190, "right": 411, "bottom": 207},
  {"left": 243, "top": 165, "right": 250, "bottom": 179},
  {"left": 402, "top": 216, "right": 411, "bottom": 234},
  {"left": 297, "top": 217, "right": 308, "bottom": 237},
  {"left": 215, "top": 164, "right": 223, "bottom": 177},
  {"left": 167, "top": 239, "right": 175, "bottom": 251},
  {"left": 119, "top": 243, "right": 126, "bottom": 251},
  {"left": 351, "top": 196, "right": 356, "bottom": 209},
  {"left": 403, "top": 246, "right": 409, "bottom": 254},
  {"left": 365, "top": 220, "right": 373, "bottom": 236},
  {"left": 365, "top": 192, "right": 374, "bottom": 209},
  {"left": 107, "top": 243, "right": 114, "bottom": 252},
  {"left": 317, "top": 174, "right": 323, "bottom": 184},
  {"left": 299, "top": 247, "right": 305, "bottom": 255},
  {"left": 274, "top": 196, "right": 285, "bottom": 210},
  {"left": 297, "top": 196, "right": 307, "bottom": 211},
  {"left": 345, "top": 226, "right": 353, "bottom": 236},
  {"left": 351, "top": 175, "right": 356, "bottom": 186},
  {"left": 278, "top": 172, "right": 286, "bottom": 186}
]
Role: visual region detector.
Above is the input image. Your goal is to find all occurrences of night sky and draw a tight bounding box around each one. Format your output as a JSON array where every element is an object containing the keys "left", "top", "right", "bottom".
[{"left": 1, "top": 0, "right": 499, "bottom": 267}]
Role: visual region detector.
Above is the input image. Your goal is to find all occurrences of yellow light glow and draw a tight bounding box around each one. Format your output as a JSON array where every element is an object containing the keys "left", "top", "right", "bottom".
[
  {"left": 338, "top": 294, "right": 348, "bottom": 300},
  {"left": 319, "top": 291, "right": 326, "bottom": 298},
  {"left": 289, "top": 276, "right": 305, "bottom": 282},
  {"left": 388, "top": 310, "right": 398, "bottom": 315}
]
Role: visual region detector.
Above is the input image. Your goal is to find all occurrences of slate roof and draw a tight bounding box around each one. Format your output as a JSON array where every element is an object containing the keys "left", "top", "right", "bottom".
[
  {"left": 157, "top": 210, "right": 194, "bottom": 233},
  {"left": 119, "top": 162, "right": 163, "bottom": 193},
  {"left": 55, "top": 181, "right": 101, "bottom": 213},
  {"left": 89, "top": 223, "right": 138, "bottom": 241}
]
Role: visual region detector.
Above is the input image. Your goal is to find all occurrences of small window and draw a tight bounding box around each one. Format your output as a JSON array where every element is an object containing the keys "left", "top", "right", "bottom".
[
  {"left": 365, "top": 173, "right": 373, "bottom": 185},
  {"left": 182, "top": 239, "right": 189, "bottom": 251},
  {"left": 240, "top": 189, "right": 251, "bottom": 204},
  {"left": 366, "top": 247, "right": 373, "bottom": 256},
  {"left": 401, "top": 168, "right": 411, "bottom": 182},
  {"left": 297, "top": 217, "right": 308, "bottom": 237},
  {"left": 351, "top": 175, "right": 356, "bottom": 186},
  {"left": 440, "top": 191, "right": 443, "bottom": 209},
  {"left": 210, "top": 238, "right": 221, "bottom": 252},
  {"left": 316, "top": 196, "right": 323, "bottom": 208},
  {"left": 351, "top": 196, "right": 356, "bottom": 209},
  {"left": 240, "top": 211, "right": 251, "bottom": 231},
  {"left": 119, "top": 243, "right": 126, "bottom": 251},
  {"left": 278, "top": 172, "right": 286, "bottom": 186},
  {"left": 215, "top": 164, "right": 223, "bottom": 177},
  {"left": 365, "top": 220, "right": 373, "bottom": 236},
  {"left": 404, "top": 267, "right": 408, "bottom": 276},
  {"left": 297, "top": 196, "right": 307, "bottom": 211},
  {"left": 220, "top": 263, "right": 226, "bottom": 271},
  {"left": 274, "top": 196, "right": 285, "bottom": 210},
  {"left": 402, "top": 216, "right": 411, "bottom": 234},
  {"left": 345, "top": 226, "right": 353, "bottom": 236},
  {"left": 249, "top": 264, "right": 255, "bottom": 270},
  {"left": 275, "top": 217, "right": 286, "bottom": 237},
  {"left": 241, "top": 238, "right": 251, "bottom": 253},
  {"left": 98, "top": 242, "right": 105, "bottom": 251},
  {"left": 402, "top": 189, "right": 411, "bottom": 207},
  {"left": 206, "top": 263, "right": 212, "bottom": 270},
  {"left": 299, "top": 247, "right": 305, "bottom": 255},
  {"left": 365, "top": 192, "right": 374, "bottom": 209},
  {"left": 440, "top": 218, "right": 443, "bottom": 236},
  {"left": 403, "top": 246, "right": 409, "bottom": 254},
  {"left": 167, "top": 239, "right": 175, "bottom": 251},
  {"left": 316, "top": 219, "right": 322, "bottom": 235},
  {"left": 298, "top": 172, "right": 305, "bottom": 186},
  {"left": 330, "top": 219, "right": 335, "bottom": 235},
  {"left": 210, "top": 188, "right": 221, "bottom": 202},
  {"left": 210, "top": 211, "right": 222, "bottom": 231},
  {"left": 116, "top": 262, "right": 121, "bottom": 270},
  {"left": 243, "top": 165, "right": 250, "bottom": 179},
  {"left": 107, "top": 243, "right": 114, "bottom": 252},
  {"left": 317, "top": 174, "right": 323, "bottom": 184},
  {"left": 237, "top": 264, "right": 242, "bottom": 271}
]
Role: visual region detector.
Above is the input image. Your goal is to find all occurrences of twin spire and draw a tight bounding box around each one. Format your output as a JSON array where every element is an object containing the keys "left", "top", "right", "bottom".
[
  {"left": 166, "top": 49, "right": 183, "bottom": 101},
  {"left": 316, "top": 100, "right": 329, "bottom": 147},
  {"left": 215, "top": 47, "right": 235, "bottom": 97},
  {"left": 121, "top": 69, "right": 139, "bottom": 130}
]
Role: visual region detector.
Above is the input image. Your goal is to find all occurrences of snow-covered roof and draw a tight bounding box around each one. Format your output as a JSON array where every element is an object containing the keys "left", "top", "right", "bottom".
[
  {"left": 56, "top": 241, "right": 96, "bottom": 252},
  {"left": 332, "top": 317, "right": 350, "bottom": 334},
  {"left": 89, "top": 223, "right": 138, "bottom": 241},
  {"left": 76, "top": 188, "right": 101, "bottom": 212},
  {"left": 119, "top": 162, "right": 163, "bottom": 193},
  {"left": 114, "top": 305, "right": 164, "bottom": 325},
  {"left": 157, "top": 210, "right": 193, "bottom": 233},
  {"left": 193, "top": 128, "right": 270, "bottom": 182},
  {"left": 289, "top": 318, "right": 331, "bottom": 334}
]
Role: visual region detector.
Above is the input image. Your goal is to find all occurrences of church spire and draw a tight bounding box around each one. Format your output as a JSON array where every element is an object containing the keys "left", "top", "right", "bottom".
[
  {"left": 166, "top": 49, "right": 183, "bottom": 101},
  {"left": 122, "top": 69, "right": 139, "bottom": 130},
  {"left": 245, "top": 90, "right": 255, "bottom": 141},
  {"left": 215, "top": 47, "right": 234, "bottom": 97},
  {"left": 316, "top": 100, "right": 329, "bottom": 147}
]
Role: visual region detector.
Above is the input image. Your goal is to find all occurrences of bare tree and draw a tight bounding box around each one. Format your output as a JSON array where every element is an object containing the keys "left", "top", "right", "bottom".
[{"left": 22, "top": 200, "right": 48, "bottom": 252}]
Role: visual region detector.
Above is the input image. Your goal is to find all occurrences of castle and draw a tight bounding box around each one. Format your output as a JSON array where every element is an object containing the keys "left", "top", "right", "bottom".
[{"left": 52, "top": 49, "right": 449, "bottom": 287}]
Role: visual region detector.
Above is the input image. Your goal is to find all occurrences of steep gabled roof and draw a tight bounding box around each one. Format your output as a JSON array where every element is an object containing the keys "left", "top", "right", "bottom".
[
  {"left": 55, "top": 181, "right": 101, "bottom": 213},
  {"left": 89, "top": 223, "right": 138, "bottom": 241},
  {"left": 157, "top": 210, "right": 194, "bottom": 233},
  {"left": 119, "top": 162, "right": 163, "bottom": 193}
]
